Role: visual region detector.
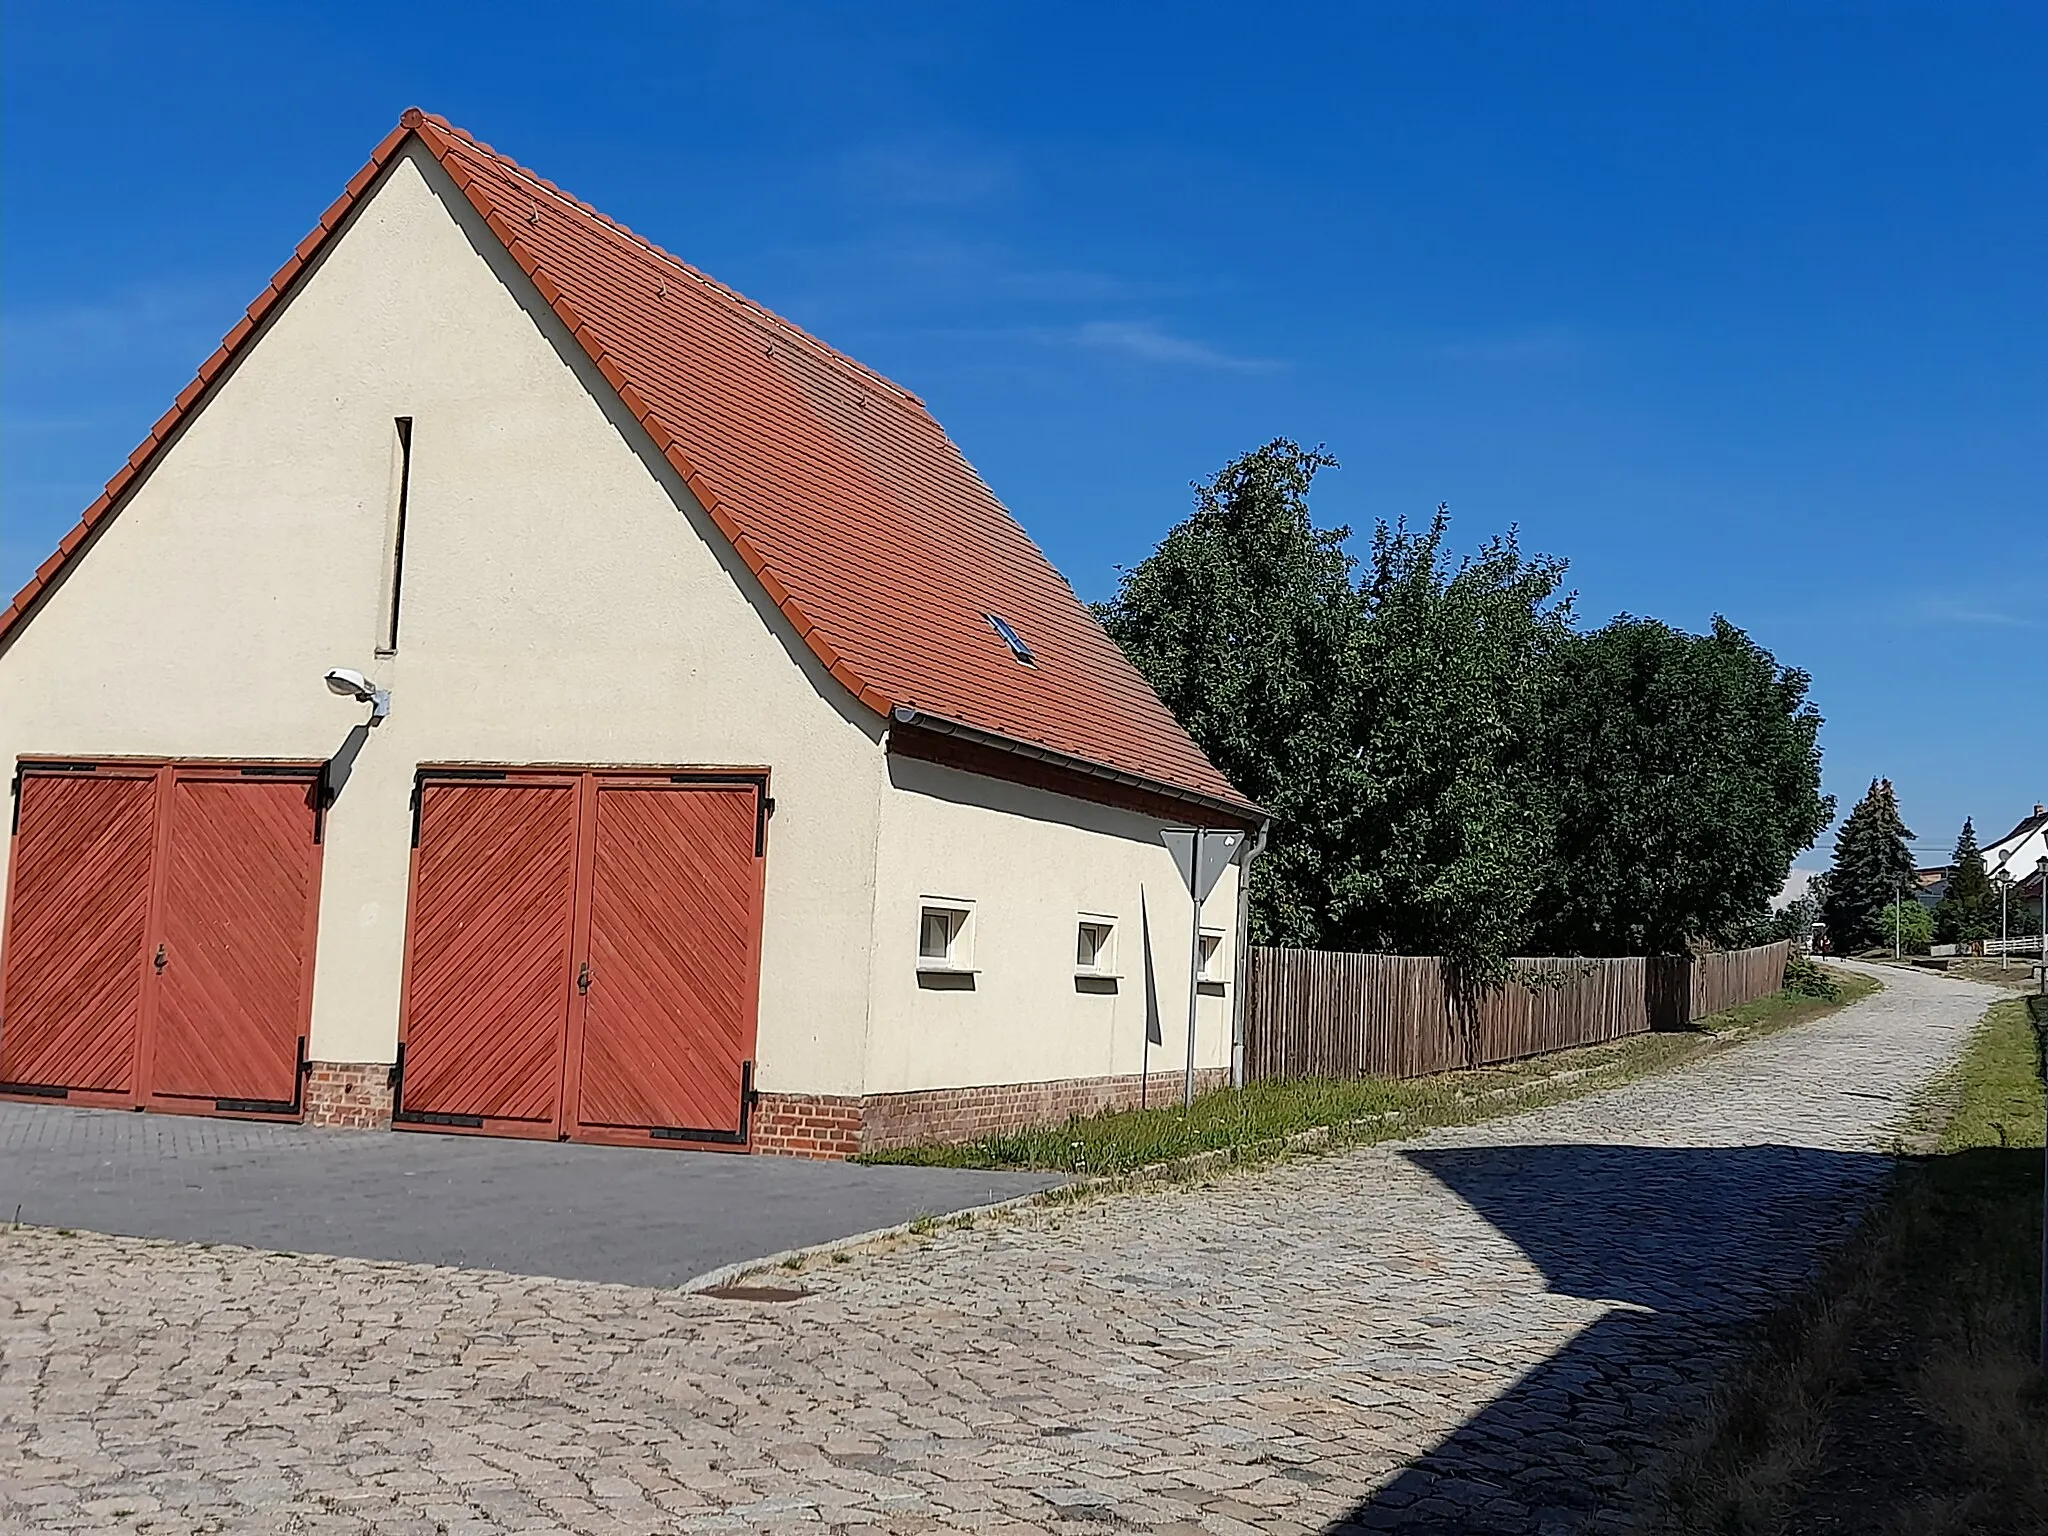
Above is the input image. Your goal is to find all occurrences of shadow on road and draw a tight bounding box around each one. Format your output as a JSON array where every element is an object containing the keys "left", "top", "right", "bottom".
[{"left": 1323, "top": 1141, "right": 1892, "bottom": 1534}]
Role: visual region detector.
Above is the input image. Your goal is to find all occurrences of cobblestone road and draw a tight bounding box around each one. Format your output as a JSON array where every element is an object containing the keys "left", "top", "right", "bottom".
[{"left": 0, "top": 964, "right": 1999, "bottom": 1535}]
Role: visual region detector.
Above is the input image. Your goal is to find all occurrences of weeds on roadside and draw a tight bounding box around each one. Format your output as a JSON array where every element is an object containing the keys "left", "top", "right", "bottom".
[
  {"left": 864, "top": 970, "right": 1875, "bottom": 1176},
  {"left": 1659, "top": 994, "right": 2048, "bottom": 1534}
]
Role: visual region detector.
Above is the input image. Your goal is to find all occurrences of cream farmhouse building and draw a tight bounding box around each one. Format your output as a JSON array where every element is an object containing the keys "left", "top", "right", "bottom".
[{"left": 0, "top": 111, "right": 1262, "bottom": 1157}]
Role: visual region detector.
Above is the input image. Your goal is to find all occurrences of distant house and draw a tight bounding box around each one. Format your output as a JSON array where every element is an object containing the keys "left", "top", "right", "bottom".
[
  {"left": 0, "top": 111, "right": 1263, "bottom": 1157},
  {"left": 1912, "top": 865, "right": 1951, "bottom": 910},
  {"left": 1982, "top": 804, "right": 2048, "bottom": 906}
]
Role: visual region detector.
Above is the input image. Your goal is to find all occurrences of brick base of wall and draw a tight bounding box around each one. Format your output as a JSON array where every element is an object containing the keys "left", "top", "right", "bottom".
[
  {"left": 292, "top": 1063, "right": 1230, "bottom": 1157},
  {"left": 304, "top": 1061, "right": 394, "bottom": 1130},
  {"left": 752, "top": 1092, "right": 864, "bottom": 1160},
  {"left": 854, "top": 1067, "right": 1232, "bottom": 1155}
]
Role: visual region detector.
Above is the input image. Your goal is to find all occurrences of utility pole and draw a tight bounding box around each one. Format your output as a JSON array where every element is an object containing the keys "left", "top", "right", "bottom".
[
  {"left": 1996, "top": 864, "right": 2011, "bottom": 970},
  {"left": 1894, "top": 877, "right": 1903, "bottom": 959},
  {"left": 2037, "top": 853, "right": 2047, "bottom": 1372}
]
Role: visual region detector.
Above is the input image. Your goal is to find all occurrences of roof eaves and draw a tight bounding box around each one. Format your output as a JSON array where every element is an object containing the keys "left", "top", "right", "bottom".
[{"left": 889, "top": 705, "right": 1266, "bottom": 828}]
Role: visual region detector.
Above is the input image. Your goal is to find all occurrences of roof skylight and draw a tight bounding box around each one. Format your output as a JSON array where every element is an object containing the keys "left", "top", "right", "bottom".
[{"left": 985, "top": 613, "right": 1036, "bottom": 666}]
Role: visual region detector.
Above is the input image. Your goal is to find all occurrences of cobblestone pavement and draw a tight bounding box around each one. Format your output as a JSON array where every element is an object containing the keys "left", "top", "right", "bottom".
[{"left": 0, "top": 963, "right": 2000, "bottom": 1535}]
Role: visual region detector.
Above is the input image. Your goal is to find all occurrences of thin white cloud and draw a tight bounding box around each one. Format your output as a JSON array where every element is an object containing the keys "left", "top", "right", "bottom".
[
  {"left": 1073, "top": 319, "right": 1281, "bottom": 373},
  {"left": 1435, "top": 326, "right": 1583, "bottom": 366},
  {"left": 1774, "top": 867, "right": 1825, "bottom": 909},
  {"left": 1916, "top": 593, "right": 2039, "bottom": 629},
  {"left": 839, "top": 143, "right": 1016, "bottom": 211}
]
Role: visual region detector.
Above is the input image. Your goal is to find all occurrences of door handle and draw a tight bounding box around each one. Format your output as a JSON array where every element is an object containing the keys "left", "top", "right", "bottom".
[
  {"left": 577, "top": 961, "right": 591, "bottom": 994},
  {"left": 153, "top": 944, "right": 167, "bottom": 973}
]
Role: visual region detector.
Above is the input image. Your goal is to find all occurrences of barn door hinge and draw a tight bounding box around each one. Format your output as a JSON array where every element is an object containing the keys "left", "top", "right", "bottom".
[
  {"left": 11, "top": 761, "right": 99, "bottom": 834},
  {"left": 214, "top": 1037, "right": 307, "bottom": 1118},
  {"left": 410, "top": 769, "right": 509, "bottom": 846},
  {"left": 0, "top": 1079, "right": 69, "bottom": 1099},
  {"left": 644, "top": 1061, "right": 757, "bottom": 1146}
]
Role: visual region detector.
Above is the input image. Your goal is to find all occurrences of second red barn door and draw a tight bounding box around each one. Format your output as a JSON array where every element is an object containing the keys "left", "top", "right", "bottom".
[
  {"left": 396, "top": 769, "right": 765, "bottom": 1147},
  {"left": 574, "top": 782, "right": 761, "bottom": 1140}
]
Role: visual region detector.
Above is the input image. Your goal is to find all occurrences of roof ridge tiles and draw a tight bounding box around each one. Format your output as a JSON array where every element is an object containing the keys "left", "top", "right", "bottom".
[{"left": 414, "top": 111, "right": 923, "bottom": 411}]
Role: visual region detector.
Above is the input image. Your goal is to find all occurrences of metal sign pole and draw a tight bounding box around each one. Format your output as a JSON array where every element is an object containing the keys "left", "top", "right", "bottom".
[
  {"left": 1184, "top": 830, "right": 1204, "bottom": 1110},
  {"left": 1160, "top": 826, "right": 1243, "bottom": 1112}
]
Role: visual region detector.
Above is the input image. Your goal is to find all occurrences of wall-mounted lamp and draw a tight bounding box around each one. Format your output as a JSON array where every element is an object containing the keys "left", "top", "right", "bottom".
[{"left": 325, "top": 667, "right": 392, "bottom": 723}]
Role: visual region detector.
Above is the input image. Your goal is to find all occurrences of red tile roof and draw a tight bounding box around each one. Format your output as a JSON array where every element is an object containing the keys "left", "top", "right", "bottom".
[{"left": 1, "top": 110, "right": 1257, "bottom": 823}]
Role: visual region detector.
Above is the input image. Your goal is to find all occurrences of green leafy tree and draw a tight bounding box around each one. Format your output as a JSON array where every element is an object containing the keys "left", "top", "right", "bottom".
[
  {"left": 1094, "top": 439, "right": 1357, "bottom": 948},
  {"left": 1932, "top": 819, "right": 1996, "bottom": 944},
  {"left": 1822, "top": 779, "right": 1917, "bottom": 953},
  {"left": 1332, "top": 509, "right": 1573, "bottom": 978},
  {"left": 1876, "top": 898, "right": 1934, "bottom": 954},
  {"left": 1096, "top": 442, "right": 1572, "bottom": 979},
  {"left": 1103, "top": 437, "right": 1837, "bottom": 974},
  {"left": 1531, "top": 617, "right": 1832, "bottom": 955}
]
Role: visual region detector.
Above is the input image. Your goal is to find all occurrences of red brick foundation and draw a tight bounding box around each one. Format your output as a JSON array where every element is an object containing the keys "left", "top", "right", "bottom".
[
  {"left": 853, "top": 1068, "right": 1231, "bottom": 1154},
  {"left": 304, "top": 1061, "right": 394, "bottom": 1130},
  {"left": 292, "top": 1063, "right": 1230, "bottom": 1158},
  {"left": 752, "top": 1092, "right": 864, "bottom": 1160}
]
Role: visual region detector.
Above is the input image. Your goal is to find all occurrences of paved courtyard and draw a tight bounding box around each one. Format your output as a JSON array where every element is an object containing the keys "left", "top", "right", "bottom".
[
  {"left": 0, "top": 1107, "right": 1060, "bottom": 1288},
  {"left": 0, "top": 963, "right": 1999, "bottom": 1534}
]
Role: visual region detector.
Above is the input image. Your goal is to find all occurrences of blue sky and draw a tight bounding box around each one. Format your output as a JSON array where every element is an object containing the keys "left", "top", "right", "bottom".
[{"left": 4, "top": 2, "right": 2041, "bottom": 869}]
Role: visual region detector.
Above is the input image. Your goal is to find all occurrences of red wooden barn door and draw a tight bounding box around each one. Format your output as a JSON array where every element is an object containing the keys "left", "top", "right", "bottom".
[
  {"left": 0, "top": 768, "right": 158, "bottom": 1103},
  {"left": 569, "top": 780, "right": 763, "bottom": 1142},
  {"left": 147, "top": 768, "right": 322, "bottom": 1113},
  {"left": 394, "top": 769, "right": 766, "bottom": 1148},
  {"left": 396, "top": 777, "right": 581, "bottom": 1136}
]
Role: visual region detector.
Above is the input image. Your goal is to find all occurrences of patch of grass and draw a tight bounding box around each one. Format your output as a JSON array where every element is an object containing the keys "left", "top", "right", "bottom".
[
  {"left": 863, "top": 967, "right": 1876, "bottom": 1176},
  {"left": 1695, "top": 966, "right": 1880, "bottom": 1039},
  {"left": 1661, "top": 993, "right": 2048, "bottom": 1534}
]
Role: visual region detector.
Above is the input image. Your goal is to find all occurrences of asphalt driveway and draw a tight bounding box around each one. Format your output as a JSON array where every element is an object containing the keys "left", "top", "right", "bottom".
[{"left": 0, "top": 1101, "right": 1059, "bottom": 1288}]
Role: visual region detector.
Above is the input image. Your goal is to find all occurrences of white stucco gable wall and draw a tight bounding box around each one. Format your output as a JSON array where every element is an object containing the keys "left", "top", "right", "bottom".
[{"left": 0, "top": 144, "right": 887, "bottom": 1094}]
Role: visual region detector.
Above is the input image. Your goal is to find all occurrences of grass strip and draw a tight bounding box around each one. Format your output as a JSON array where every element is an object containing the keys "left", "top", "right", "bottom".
[
  {"left": 861, "top": 967, "right": 1878, "bottom": 1177},
  {"left": 1660, "top": 992, "right": 2048, "bottom": 1534}
]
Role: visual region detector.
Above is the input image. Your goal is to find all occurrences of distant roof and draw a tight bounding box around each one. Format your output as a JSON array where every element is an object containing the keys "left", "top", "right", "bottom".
[
  {"left": 1, "top": 109, "right": 1258, "bottom": 825},
  {"left": 1985, "top": 806, "right": 2048, "bottom": 852}
]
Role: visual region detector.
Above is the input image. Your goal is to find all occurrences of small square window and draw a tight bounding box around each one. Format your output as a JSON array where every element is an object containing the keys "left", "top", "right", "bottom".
[
  {"left": 917, "top": 901, "right": 974, "bottom": 971},
  {"left": 1076, "top": 918, "right": 1117, "bottom": 974},
  {"left": 1198, "top": 929, "right": 1225, "bottom": 982}
]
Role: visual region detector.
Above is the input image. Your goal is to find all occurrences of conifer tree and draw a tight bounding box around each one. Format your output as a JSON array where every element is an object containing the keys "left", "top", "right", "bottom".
[
  {"left": 1933, "top": 818, "right": 1995, "bottom": 944},
  {"left": 1822, "top": 779, "right": 1916, "bottom": 953}
]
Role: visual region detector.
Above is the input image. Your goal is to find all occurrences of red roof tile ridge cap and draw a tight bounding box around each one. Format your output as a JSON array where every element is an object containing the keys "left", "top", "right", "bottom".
[{"left": 415, "top": 111, "right": 925, "bottom": 410}]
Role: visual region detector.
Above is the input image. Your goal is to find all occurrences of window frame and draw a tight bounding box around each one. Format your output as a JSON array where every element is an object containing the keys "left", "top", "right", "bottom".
[
  {"left": 916, "top": 898, "right": 977, "bottom": 974},
  {"left": 1074, "top": 914, "right": 1120, "bottom": 978}
]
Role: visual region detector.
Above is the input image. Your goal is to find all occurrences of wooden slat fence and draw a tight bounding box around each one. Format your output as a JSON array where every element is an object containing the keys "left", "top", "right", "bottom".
[
  {"left": 1689, "top": 941, "right": 1791, "bottom": 1022},
  {"left": 1243, "top": 942, "right": 1791, "bottom": 1084}
]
